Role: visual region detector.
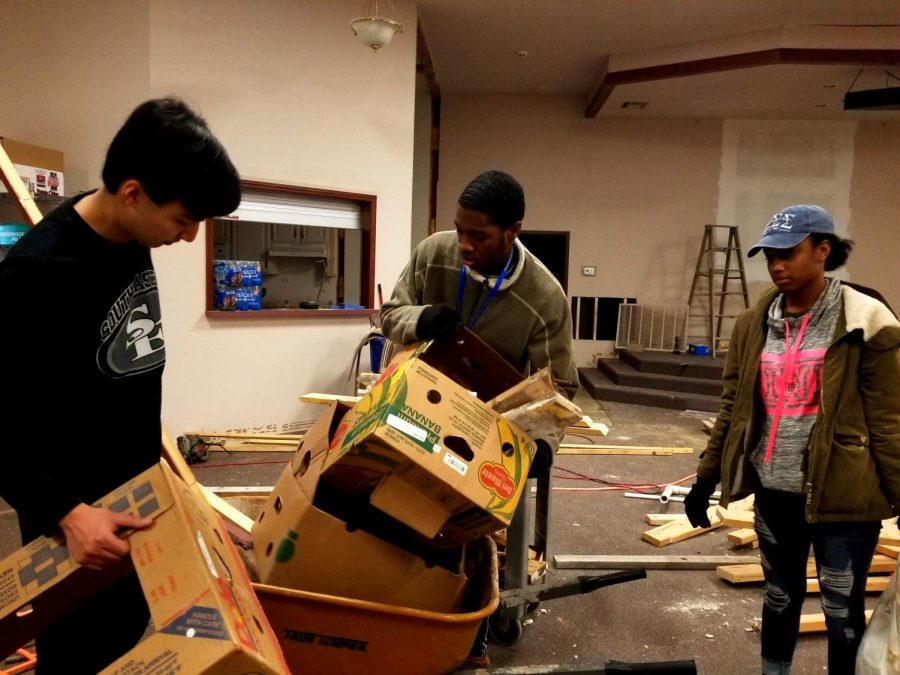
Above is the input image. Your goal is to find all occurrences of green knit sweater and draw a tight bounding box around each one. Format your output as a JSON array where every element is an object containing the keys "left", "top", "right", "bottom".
[{"left": 381, "top": 231, "right": 578, "bottom": 399}]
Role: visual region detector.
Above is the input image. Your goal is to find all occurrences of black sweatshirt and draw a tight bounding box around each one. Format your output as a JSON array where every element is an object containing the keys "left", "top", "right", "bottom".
[{"left": 0, "top": 193, "right": 163, "bottom": 541}]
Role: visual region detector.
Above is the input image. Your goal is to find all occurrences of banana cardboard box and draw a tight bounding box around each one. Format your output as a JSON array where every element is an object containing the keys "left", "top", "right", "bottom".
[
  {"left": 0, "top": 461, "right": 288, "bottom": 674},
  {"left": 252, "top": 401, "right": 468, "bottom": 613},
  {"left": 320, "top": 330, "right": 536, "bottom": 547}
]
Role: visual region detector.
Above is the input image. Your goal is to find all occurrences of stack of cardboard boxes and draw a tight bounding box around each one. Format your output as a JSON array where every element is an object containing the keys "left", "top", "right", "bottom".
[
  {"left": 0, "top": 330, "right": 569, "bottom": 675},
  {"left": 250, "top": 331, "right": 555, "bottom": 672}
]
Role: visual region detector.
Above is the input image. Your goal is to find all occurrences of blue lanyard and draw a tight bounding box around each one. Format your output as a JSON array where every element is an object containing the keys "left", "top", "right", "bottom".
[{"left": 456, "top": 248, "right": 515, "bottom": 328}]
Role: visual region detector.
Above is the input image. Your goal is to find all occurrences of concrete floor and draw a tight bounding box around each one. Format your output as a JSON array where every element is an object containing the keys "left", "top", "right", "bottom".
[{"left": 1, "top": 392, "right": 854, "bottom": 674}]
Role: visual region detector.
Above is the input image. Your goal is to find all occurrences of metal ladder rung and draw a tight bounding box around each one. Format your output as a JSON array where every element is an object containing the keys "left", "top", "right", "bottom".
[{"left": 687, "top": 224, "right": 750, "bottom": 358}]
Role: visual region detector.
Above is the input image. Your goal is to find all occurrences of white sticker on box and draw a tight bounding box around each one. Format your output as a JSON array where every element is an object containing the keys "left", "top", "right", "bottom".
[
  {"left": 386, "top": 413, "right": 427, "bottom": 442},
  {"left": 444, "top": 452, "right": 468, "bottom": 476},
  {"left": 196, "top": 532, "right": 218, "bottom": 578}
]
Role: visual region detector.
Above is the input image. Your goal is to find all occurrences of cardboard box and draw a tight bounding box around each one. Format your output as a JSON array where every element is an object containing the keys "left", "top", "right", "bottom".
[
  {"left": 252, "top": 402, "right": 468, "bottom": 613},
  {"left": 0, "top": 137, "right": 65, "bottom": 197},
  {"left": 323, "top": 334, "right": 536, "bottom": 546},
  {"left": 0, "top": 462, "right": 289, "bottom": 673}
]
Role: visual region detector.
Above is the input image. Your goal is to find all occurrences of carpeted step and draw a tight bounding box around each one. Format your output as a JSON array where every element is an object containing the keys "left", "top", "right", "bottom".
[
  {"left": 597, "top": 358, "right": 722, "bottom": 397},
  {"left": 616, "top": 350, "right": 725, "bottom": 381},
  {"left": 578, "top": 367, "right": 721, "bottom": 413}
]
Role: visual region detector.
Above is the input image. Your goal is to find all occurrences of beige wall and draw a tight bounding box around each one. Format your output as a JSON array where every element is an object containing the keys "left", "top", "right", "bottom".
[
  {"left": 438, "top": 95, "right": 900, "bottom": 362},
  {"left": 437, "top": 95, "right": 723, "bottom": 362},
  {"left": 849, "top": 121, "right": 900, "bottom": 312},
  {"left": 0, "top": 0, "right": 418, "bottom": 434}
]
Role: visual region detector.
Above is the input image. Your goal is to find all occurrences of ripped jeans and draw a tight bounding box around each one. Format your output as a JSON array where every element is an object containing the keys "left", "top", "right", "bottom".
[{"left": 755, "top": 488, "right": 880, "bottom": 674}]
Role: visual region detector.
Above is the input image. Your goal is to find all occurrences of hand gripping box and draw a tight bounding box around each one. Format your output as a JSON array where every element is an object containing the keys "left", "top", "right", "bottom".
[
  {"left": 0, "top": 461, "right": 288, "bottom": 674},
  {"left": 320, "top": 333, "right": 536, "bottom": 547},
  {"left": 252, "top": 402, "right": 468, "bottom": 613}
]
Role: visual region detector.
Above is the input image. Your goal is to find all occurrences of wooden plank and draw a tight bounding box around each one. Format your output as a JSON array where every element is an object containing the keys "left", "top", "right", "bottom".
[
  {"left": 215, "top": 441, "right": 296, "bottom": 453},
  {"left": 717, "top": 506, "right": 755, "bottom": 528},
  {"left": 299, "top": 392, "right": 361, "bottom": 405},
  {"left": 718, "top": 555, "right": 897, "bottom": 584},
  {"left": 182, "top": 431, "right": 303, "bottom": 443},
  {"left": 161, "top": 424, "right": 196, "bottom": 485},
  {"left": 565, "top": 422, "right": 610, "bottom": 437},
  {"left": 800, "top": 609, "right": 873, "bottom": 634},
  {"left": 199, "top": 485, "right": 254, "bottom": 547},
  {"left": 0, "top": 142, "right": 44, "bottom": 226},
  {"left": 807, "top": 576, "right": 892, "bottom": 594},
  {"left": 641, "top": 505, "right": 722, "bottom": 546},
  {"left": 716, "top": 563, "right": 765, "bottom": 584},
  {"left": 876, "top": 543, "right": 900, "bottom": 559},
  {"left": 879, "top": 518, "right": 900, "bottom": 546},
  {"left": 726, "top": 528, "right": 758, "bottom": 546},
  {"left": 553, "top": 554, "right": 759, "bottom": 570},
  {"left": 559, "top": 444, "right": 692, "bottom": 456},
  {"left": 871, "top": 554, "right": 898, "bottom": 574},
  {"left": 645, "top": 514, "right": 687, "bottom": 525}
]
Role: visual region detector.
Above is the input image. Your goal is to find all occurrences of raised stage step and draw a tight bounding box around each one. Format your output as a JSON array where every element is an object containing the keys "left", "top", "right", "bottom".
[
  {"left": 597, "top": 357, "right": 723, "bottom": 397},
  {"left": 578, "top": 367, "right": 722, "bottom": 413},
  {"left": 617, "top": 350, "right": 725, "bottom": 381}
]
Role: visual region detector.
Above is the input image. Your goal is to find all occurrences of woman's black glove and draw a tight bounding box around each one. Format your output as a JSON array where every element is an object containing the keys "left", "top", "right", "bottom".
[
  {"left": 684, "top": 476, "right": 717, "bottom": 528},
  {"left": 416, "top": 303, "right": 461, "bottom": 341}
]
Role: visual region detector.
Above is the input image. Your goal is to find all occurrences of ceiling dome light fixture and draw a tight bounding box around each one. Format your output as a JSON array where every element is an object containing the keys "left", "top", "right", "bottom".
[{"left": 350, "top": 0, "right": 403, "bottom": 52}]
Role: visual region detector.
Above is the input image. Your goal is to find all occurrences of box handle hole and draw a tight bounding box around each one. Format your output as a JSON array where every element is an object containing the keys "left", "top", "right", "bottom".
[{"left": 444, "top": 436, "right": 474, "bottom": 461}]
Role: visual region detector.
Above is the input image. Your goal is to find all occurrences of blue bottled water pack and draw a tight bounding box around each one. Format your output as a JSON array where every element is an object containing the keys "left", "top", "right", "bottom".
[{"left": 212, "top": 260, "right": 263, "bottom": 310}]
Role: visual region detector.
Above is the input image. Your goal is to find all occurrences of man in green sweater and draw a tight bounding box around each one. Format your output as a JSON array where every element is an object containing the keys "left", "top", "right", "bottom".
[{"left": 381, "top": 169, "right": 578, "bottom": 436}]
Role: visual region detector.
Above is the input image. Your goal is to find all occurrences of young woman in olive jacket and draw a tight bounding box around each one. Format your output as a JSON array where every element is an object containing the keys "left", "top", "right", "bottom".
[{"left": 684, "top": 205, "right": 900, "bottom": 675}]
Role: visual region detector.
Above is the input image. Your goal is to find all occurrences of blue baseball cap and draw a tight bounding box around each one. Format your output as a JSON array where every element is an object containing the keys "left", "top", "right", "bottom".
[{"left": 747, "top": 205, "right": 835, "bottom": 257}]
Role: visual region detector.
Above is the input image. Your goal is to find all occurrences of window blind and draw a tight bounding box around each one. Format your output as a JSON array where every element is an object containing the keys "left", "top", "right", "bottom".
[{"left": 227, "top": 189, "right": 362, "bottom": 229}]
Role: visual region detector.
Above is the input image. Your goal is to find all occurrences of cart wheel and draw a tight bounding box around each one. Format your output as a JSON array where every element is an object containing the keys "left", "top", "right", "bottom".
[{"left": 488, "top": 612, "right": 523, "bottom": 646}]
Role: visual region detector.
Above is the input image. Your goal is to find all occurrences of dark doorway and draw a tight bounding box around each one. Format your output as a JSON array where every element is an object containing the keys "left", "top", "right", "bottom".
[{"left": 518, "top": 231, "right": 569, "bottom": 293}]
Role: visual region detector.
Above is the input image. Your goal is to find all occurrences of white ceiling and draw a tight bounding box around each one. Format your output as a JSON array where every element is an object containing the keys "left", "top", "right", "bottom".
[{"left": 415, "top": 0, "right": 900, "bottom": 119}]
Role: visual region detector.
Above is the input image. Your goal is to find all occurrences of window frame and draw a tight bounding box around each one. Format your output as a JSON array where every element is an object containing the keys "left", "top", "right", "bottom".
[{"left": 205, "top": 179, "right": 377, "bottom": 319}]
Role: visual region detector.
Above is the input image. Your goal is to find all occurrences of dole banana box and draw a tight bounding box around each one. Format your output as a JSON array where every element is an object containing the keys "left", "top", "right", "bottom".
[
  {"left": 251, "top": 402, "right": 468, "bottom": 613},
  {"left": 321, "top": 334, "right": 536, "bottom": 546}
]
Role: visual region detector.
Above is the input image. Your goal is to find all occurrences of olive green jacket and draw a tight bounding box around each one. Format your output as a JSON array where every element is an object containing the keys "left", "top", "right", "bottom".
[{"left": 697, "top": 283, "right": 900, "bottom": 522}]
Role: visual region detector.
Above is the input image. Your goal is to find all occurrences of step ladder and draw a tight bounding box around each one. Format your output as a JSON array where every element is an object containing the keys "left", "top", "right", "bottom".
[{"left": 686, "top": 225, "right": 750, "bottom": 358}]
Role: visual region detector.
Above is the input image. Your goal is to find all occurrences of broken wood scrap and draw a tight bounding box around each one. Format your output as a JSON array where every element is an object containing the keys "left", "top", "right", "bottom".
[
  {"left": 558, "top": 444, "right": 692, "bottom": 456},
  {"left": 800, "top": 609, "right": 873, "bottom": 634},
  {"left": 726, "top": 528, "right": 758, "bottom": 547},
  {"left": 565, "top": 422, "right": 610, "bottom": 437},
  {"left": 553, "top": 554, "right": 758, "bottom": 570},
  {"left": 641, "top": 505, "right": 722, "bottom": 546},
  {"left": 716, "top": 505, "right": 755, "bottom": 528}
]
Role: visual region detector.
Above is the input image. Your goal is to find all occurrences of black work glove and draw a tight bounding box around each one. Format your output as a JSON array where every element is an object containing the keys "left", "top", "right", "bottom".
[
  {"left": 416, "top": 303, "right": 461, "bottom": 341},
  {"left": 684, "top": 476, "right": 717, "bottom": 528}
]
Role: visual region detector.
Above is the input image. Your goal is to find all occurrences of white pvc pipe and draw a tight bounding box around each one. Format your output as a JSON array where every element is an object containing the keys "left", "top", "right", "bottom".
[
  {"left": 659, "top": 485, "right": 721, "bottom": 504},
  {"left": 623, "top": 491, "right": 721, "bottom": 505}
]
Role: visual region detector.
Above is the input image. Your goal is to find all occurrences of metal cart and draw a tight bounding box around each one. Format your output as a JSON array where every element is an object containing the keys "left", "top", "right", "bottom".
[{"left": 487, "top": 471, "right": 646, "bottom": 646}]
